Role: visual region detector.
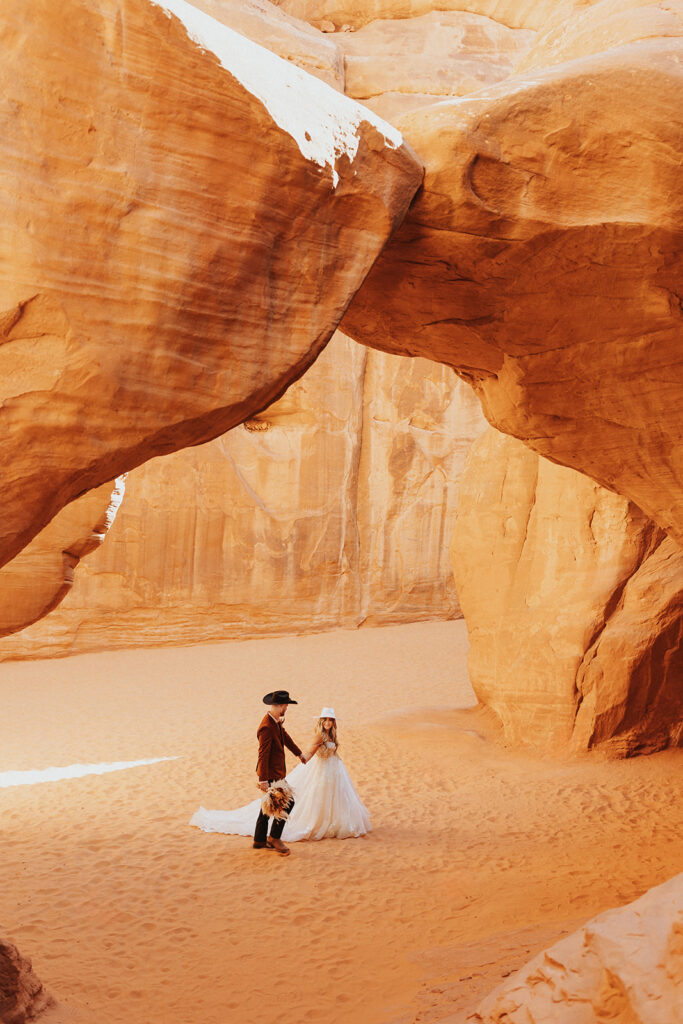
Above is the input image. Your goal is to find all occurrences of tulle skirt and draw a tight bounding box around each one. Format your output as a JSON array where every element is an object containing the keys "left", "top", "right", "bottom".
[{"left": 190, "top": 755, "right": 371, "bottom": 841}]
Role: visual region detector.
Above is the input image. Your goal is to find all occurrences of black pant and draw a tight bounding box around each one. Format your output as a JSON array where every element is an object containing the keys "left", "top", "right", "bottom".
[{"left": 254, "top": 783, "right": 295, "bottom": 843}]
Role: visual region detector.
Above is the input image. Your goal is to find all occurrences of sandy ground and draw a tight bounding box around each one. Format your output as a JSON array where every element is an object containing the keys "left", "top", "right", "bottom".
[{"left": 2, "top": 619, "right": 682, "bottom": 1024}]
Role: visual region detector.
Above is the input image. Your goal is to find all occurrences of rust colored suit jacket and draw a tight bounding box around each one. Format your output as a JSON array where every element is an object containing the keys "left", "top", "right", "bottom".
[{"left": 256, "top": 713, "right": 302, "bottom": 782}]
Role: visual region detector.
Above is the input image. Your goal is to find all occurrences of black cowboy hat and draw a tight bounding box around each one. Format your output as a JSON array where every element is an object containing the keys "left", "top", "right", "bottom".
[{"left": 263, "top": 690, "right": 298, "bottom": 705}]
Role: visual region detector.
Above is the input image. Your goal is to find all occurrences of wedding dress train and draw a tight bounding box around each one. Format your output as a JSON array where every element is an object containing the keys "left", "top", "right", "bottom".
[{"left": 190, "top": 751, "right": 371, "bottom": 841}]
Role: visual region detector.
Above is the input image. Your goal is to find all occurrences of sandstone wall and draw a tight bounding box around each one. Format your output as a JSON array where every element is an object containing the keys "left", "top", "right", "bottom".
[
  {"left": 2, "top": 0, "right": 680, "bottom": 761},
  {"left": 342, "top": 1, "right": 683, "bottom": 547},
  {"left": 273, "top": 0, "right": 559, "bottom": 32},
  {"left": 452, "top": 428, "right": 682, "bottom": 755},
  {"left": 0, "top": 478, "right": 125, "bottom": 639},
  {"left": 1, "top": 0, "right": 506, "bottom": 656},
  {"left": 332, "top": 0, "right": 683, "bottom": 754},
  {"left": 467, "top": 872, "right": 683, "bottom": 1024},
  {"left": 0, "top": 0, "right": 421, "bottom": 576},
  {"left": 572, "top": 535, "right": 683, "bottom": 756},
  {"left": 333, "top": 11, "right": 534, "bottom": 120},
  {"left": 0, "top": 334, "right": 486, "bottom": 658}
]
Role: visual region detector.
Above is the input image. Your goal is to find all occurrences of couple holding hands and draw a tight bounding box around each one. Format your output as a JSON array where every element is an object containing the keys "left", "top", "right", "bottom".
[{"left": 191, "top": 689, "right": 371, "bottom": 856}]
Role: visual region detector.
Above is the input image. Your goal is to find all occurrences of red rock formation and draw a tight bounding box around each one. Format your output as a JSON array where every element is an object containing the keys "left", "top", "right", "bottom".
[
  {"left": 452, "top": 428, "right": 681, "bottom": 755},
  {"left": 334, "top": 11, "right": 534, "bottom": 119},
  {"left": 274, "top": 0, "right": 551, "bottom": 32},
  {"left": 188, "top": 0, "right": 345, "bottom": 86},
  {"left": 467, "top": 872, "right": 683, "bottom": 1023},
  {"left": 329, "top": 0, "right": 683, "bottom": 755},
  {"left": 0, "top": 333, "right": 486, "bottom": 658},
  {"left": 0, "top": 0, "right": 422, "bottom": 573},
  {"left": 572, "top": 535, "right": 683, "bottom": 756},
  {"left": 3, "top": 0, "right": 679, "bottom": 762},
  {"left": 0, "top": 939, "right": 53, "bottom": 1024},
  {"left": 342, "top": 3, "right": 683, "bottom": 546},
  {"left": 0, "top": 478, "right": 125, "bottom": 639}
]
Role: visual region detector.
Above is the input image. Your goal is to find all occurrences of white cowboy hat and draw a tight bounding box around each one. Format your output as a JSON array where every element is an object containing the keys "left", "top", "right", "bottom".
[{"left": 316, "top": 706, "right": 336, "bottom": 719}]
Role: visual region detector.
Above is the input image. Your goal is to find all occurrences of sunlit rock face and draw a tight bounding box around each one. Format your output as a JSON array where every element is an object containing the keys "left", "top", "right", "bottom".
[
  {"left": 0, "top": 479, "right": 125, "bottom": 639},
  {"left": 273, "top": 0, "right": 550, "bottom": 31},
  {"left": 468, "top": 872, "right": 683, "bottom": 1023},
  {"left": 323, "top": 0, "right": 683, "bottom": 756},
  {"left": 342, "top": 1, "right": 683, "bottom": 547},
  {"left": 0, "top": 0, "right": 422, "bottom": 575},
  {"left": 0, "top": 334, "right": 486, "bottom": 657},
  {"left": 1, "top": 0, "right": 509, "bottom": 655},
  {"left": 452, "top": 429, "right": 682, "bottom": 755},
  {"left": 0, "top": 938, "right": 53, "bottom": 1024},
  {"left": 333, "top": 12, "right": 535, "bottom": 120},
  {"left": 180, "top": 0, "right": 345, "bottom": 87},
  {"left": 266, "top": 0, "right": 537, "bottom": 122}
]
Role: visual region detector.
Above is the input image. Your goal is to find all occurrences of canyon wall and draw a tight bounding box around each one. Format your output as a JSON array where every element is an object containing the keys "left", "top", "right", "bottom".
[
  {"left": 331, "top": 0, "right": 683, "bottom": 755},
  {"left": 0, "top": 333, "right": 486, "bottom": 658},
  {"left": 1, "top": 0, "right": 680, "bottom": 757},
  {"left": 452, "top": 429, "right": 683, "bottom": 756},
  {"left": 342, "top": 1, "right": 683, "bottom": 545},
  {"left": 0, "top": 0, "right": 504, "bottom": 657},
  {"left": 0, "top": 479, "right": 125, "bottom": 639},
  {"left": 0, "top": 0, "right": 421, "bottom": 628}
]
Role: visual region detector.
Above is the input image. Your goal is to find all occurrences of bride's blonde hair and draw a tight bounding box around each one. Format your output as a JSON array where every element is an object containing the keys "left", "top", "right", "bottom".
[{"left": 315, "top": 717, "right": 338, "bottom": 757}]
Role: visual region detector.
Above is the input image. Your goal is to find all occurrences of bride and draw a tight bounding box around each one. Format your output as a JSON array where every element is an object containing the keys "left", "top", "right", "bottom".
[{"left": 191, "top": 707, "right": 371, "bottom": 841}]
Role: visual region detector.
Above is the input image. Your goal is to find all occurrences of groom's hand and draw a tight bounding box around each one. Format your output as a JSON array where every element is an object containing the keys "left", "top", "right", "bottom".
[
  {"left": 258, "top": 781, "right": 268, "bottom": 792},
  {"left": 299, "top": 755, "right": 307, "bottom": 764}
]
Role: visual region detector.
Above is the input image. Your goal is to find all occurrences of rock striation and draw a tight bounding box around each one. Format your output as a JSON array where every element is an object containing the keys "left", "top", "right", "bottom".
[
  {"left": 452, "top": 428, "right": 682, "bottom": 755},
  {"left": 342, "top": 1, "right": 683, "bottom": 547},
  {"left": 2, "top": 0, "right": 680, "bottom": 760},
  {"left": 0, "top": 0, "right": 422, "bottom": 575},
  {"left": 330, "top": 0, "right": 683, "bottom": 755},
  {"left": 179, "top": 0, "right": 345, "bottom": 87},
  {"left": 334, "top": 11, "right": 534, "bottom": 120},
  {"left": 0, "top": 333, "right": 486, "bottom": 658},
  {"left": 0, "top": 478, "right": 125, "bottom": 639},
  {"left": 273, "top": 0, "right": 551, "bottom": 32},
  {"left": 466, "top": 872, "right": 683, "bottom": 1024},
  {"left": 572, "top": 534, "right": 683, "bottom": 756}
]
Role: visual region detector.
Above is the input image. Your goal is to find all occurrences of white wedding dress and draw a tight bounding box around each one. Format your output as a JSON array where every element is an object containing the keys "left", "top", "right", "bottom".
[{"left": 190, "top": 744, "right": 371, "bottom": 841}]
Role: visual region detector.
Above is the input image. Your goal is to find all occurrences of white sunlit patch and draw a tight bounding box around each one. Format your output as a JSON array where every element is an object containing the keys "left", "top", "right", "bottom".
[
  {"left": 150, "top": 0, "right": 402, "bottom": 186},
  {"left": 92, "top": 474, "right": 128, "bottom": 544},
  {"left": 0, "top": 757, "right": 180, "bottom": 788},
  {"left": 104, "top": 474, "right": 127, "bottom": 531}
]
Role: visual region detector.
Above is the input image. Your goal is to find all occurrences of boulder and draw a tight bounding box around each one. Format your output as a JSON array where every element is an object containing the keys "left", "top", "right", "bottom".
[
  {"left": 466, "top": 872, "right": 683, "bottom": 1024},
  {"left": 0, "top": 0, "right": 422, "bottom": 572},
  {"left": 0, "top": 939, "right": 53, "bottom": 1024}
]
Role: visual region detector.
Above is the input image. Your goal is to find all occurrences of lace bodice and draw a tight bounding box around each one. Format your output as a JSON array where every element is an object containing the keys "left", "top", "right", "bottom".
[{"left": 317, "top": 739, "right": 338, "bottom": 759}]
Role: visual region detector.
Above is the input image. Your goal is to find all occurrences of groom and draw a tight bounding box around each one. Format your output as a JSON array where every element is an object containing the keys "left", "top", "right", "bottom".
[{"left": 254, "top": 690, "right": 306, "bottom": 857}]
